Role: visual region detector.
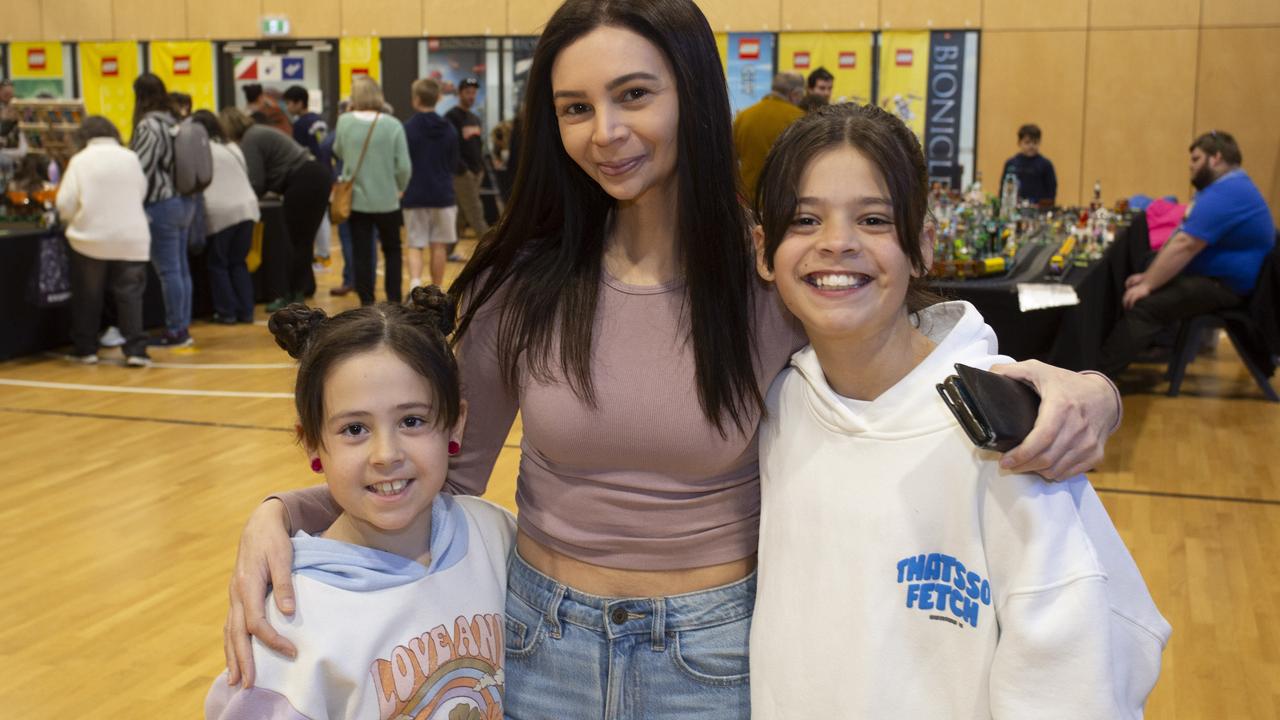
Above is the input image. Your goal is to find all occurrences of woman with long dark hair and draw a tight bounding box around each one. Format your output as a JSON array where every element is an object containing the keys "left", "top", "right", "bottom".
[
  {"left": 224, "top": 1, "right": 1125, "bottom": 715},
  {"left": 132, "top": 73, "right": 196, "bottom": 347}
]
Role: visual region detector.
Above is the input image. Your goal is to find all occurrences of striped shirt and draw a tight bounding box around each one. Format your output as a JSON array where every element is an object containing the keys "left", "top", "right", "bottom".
[{"left": 131, "top": 111, "right": 178, "bottom": 204}]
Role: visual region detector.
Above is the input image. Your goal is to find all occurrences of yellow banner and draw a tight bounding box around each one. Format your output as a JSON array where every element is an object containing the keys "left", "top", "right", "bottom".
[
  {"left": 9, "top": 42, "right": 63, "bottom": 79},
  {"left": 877, "top": 31, "right": 930, "bottom": 139},
  {"left": 778, "top": 33, "right": 873, "bottom": 106},
  {"left": 79, "top": 42, "right": 140, "bottom": 143},
  {"left": 149, "top": 41, "right": 215, "bottom": 113},
  {"left": 339, "top": 37, "right": 381, "bottom": 100}
]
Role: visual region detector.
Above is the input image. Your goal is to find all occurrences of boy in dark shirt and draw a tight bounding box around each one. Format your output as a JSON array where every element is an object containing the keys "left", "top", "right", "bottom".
[
  {"left": 1001, "top": 124, "right": 1057, "bottom": 206},
  {"left": 283, "top": 85, "right": 328, "bottom": 158}
]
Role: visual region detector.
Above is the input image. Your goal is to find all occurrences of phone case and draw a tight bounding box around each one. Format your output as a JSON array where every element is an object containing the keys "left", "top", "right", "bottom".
[{"left": 935, "top": 364, "right": 1041, "bottom": 452}]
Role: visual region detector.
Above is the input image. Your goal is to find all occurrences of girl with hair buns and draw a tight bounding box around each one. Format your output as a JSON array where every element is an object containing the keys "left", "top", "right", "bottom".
[
  {"left": 226, "top": 0, "right": 1125, "bottom": 715},
  {"left": 206, "top": 286, "right": 515, "bottom": 720}
]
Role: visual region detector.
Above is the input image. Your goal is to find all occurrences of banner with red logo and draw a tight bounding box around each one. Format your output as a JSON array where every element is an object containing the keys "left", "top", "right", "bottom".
[
  {"left": 778, "top": 33, "right": 873, "bottom": 106},
  {"left": 339, "top": 37, "right": 381, "bottom": 100},
  {"left": 877, "top": 31, "right": 930, "bottom": 138},
  {"left": 79, "top": 42, "right": 139, "bottom": 141},
  {"left": 725, "top": 33, "right": 774, "bottom": 116},
  {"left": 7, "top": 42, "right": 67, "bottom": 99},
  {"left": 150, "top": 42, "right": 215, "bottom": 113}
]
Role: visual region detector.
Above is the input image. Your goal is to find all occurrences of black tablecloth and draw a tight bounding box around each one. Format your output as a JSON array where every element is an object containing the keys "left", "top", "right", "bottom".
[{"left": 929, "top": 213, "right": 1152, "bottom": 370}]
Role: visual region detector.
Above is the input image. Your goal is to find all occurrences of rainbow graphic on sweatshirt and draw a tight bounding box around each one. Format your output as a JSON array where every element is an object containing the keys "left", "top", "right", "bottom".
[{"left": 370, "top": 613, "right": 505, "bottom": 720}]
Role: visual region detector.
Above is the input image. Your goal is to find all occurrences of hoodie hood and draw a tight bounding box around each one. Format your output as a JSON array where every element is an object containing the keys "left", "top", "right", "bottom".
[
  {"left": 789, "top": 301, "right": 1010, "bottom": 439},
  {"left": 414, "top": 111, "right": 452, "bottom": 139},
  {"left": 292, "top": 493, "right": 470, "bottom": 591}
]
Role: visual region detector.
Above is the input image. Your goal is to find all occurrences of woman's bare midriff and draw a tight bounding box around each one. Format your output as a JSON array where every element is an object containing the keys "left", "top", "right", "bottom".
[{"left": 516, "top": 530, "right": 757, "bottom": 598}]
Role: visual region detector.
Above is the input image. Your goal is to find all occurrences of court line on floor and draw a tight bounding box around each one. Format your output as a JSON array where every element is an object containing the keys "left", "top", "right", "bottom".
[
  {"left": 0, "top": 378, "right": 292, "bottom": 399},
  {"left": 0, "top": 406, "right": 292, "bottom": 433},
  {"left": 1094, "top": 486, "right": 1280, "bottom": 507},
  {"left": 45, "top": 353, "right": 294, "bottom": 370}
]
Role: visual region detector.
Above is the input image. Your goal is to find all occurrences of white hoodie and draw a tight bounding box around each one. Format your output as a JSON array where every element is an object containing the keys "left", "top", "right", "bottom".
[{"left": 751, "top": 301, "right": 1170, "bottom": 719}]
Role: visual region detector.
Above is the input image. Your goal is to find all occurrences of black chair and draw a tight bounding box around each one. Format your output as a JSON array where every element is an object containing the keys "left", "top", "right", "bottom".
[{"left": 1166, "top": 243, "right": 1280, "bottom": 402}]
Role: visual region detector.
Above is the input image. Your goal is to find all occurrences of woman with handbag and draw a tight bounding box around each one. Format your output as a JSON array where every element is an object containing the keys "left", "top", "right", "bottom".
[
  {"left": 220, "top": 108, "right": 330, "bottom": 312},
  {"left": 191, "top": 110, "right": 260, "bottom": 324},
  {"left": 332, "top": 77, "right": 412, "bottom": 305}
]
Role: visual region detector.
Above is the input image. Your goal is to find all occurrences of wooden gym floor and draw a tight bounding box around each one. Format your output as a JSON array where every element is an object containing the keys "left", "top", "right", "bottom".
[{"left": 0, "top": 240, "right": 1277, "bottom": 717}]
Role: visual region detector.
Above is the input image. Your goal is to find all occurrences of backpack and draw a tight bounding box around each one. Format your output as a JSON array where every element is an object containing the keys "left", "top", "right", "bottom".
[{"left": 173, "top": 117, "right": 213, "bottom": 195}]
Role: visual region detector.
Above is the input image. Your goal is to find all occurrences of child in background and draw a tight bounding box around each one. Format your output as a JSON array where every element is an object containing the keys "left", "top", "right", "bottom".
[
  {"left": 402, "top": 78, "right": 461, "bottom": 289},
  {"left": 1001, "top": 123, "right": 1057, "bottom": 206},
  {"left": 748, "top": 103, "right": 1169, "bottom": 718},
  {"left": 205, "top": 286, "right": 515, "bottom": 720},
  {"left": 55, "top": 115, "right": 152, "bottom": 367}
]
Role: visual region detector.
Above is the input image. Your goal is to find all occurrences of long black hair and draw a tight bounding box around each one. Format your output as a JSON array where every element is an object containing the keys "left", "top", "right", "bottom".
[
  {"left": 449, "top": 0, "right": 760, "bottom": 436},
  {"left": 131, "top": 73, "right": 173, "bottom": 129}
]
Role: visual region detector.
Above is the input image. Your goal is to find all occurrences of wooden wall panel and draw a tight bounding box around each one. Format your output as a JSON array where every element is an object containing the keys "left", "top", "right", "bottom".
[
  {"left": 186, "top": 0, "right": 260, "bottom": 39},
  {"left": 1089, "top": 0, "right": 1200, "bottom": 28},
  {"left": 4, "top": 0, "right": 44, "bottom": 41},
  {"left": 782, "top": 0, "right": 878, "bottom": 31},
  {"left": 507, "top": 0, "right": 561, "bottom": 35},
  {"left": 42, "top": 0, "right": 115, "bottom": 40},
  {"left": 1201, "top": 0, "right": 1280, "bottom": 27},
  {"left": 341, "top": 0, "right": 420, "bottom": 36},
  {"left": 977, "top": 31, "right": 1087, "bottom": 206},
  {"left": 881, "top": 0, "right": 981, "bottom": 29},
  {"left": 1080, "top": 29, "right": 1198, "bottom": 205},
  {"left": 982, "top": 0, "right": 1087, "bottom": 30},
  {"left": 696, "top": 0, "right": 782, "bottom": 31},
  {"left": 423, "top": 0, "right": 507, "bottom": 36},
  {"left": 1195, "top": 28, "right": 1280, "bottom": 220},
  {"left": 114, "top": 0, "right": 187, "bottom": 40},
  {"left": 262, "top": 0, "right": 340, "bottom": 37}
]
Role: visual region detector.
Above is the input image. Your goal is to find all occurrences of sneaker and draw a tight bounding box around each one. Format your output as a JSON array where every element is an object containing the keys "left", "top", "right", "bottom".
[
  {"left": 125, "top": 354, "right": 153, "bottom": 368},
  {"left": 98, "top": 326, "right": 125, "bottom": 348},
  {"left": 329, "top": 285, "right": 353, "bottom": 297},
  {"left": 448, "top": 252, "right": 466, "bottom": 262},
  {"left": 148, "top": 331, "right": 194, "bottom": 348},
  {"left": 69, "top": 353, "right": 99, "bottom": 364},
  {"left": 265, "top": 297, "right": 289, "bottom": 313},
  {"left": 211, "top": 314, "right": 238, "bottom": 325}
]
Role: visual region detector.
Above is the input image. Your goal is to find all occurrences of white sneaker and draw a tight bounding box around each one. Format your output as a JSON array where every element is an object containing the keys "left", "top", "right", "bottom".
[
  {"left": 69, "top": 353, "right": 99, "bottom": 364},
  {"left": 99, "top": 326, "right": 125, "bottom": 347},
  {"left": 125, "top": 354, "right": 153, "bottom": 368},
  {"left": 409, "top": 278, "right": 422, "bottom": 289}
]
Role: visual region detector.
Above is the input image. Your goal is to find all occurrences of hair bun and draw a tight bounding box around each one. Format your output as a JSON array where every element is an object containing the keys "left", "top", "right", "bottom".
[
  {"left": 268, "top": 303, "right": 328, "bottom": 358},
  {"left": 407, "top": 285, "right": 456, "bottom": 337}
]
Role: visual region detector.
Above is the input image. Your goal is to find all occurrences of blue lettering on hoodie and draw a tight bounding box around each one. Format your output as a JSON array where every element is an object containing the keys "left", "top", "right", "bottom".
[{"left": 897, "top": 553, "right": 991, "bottom": 628}]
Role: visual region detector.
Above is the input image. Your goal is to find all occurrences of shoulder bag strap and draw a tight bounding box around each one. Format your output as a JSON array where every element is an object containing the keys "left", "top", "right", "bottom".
[{"left": 347, "top": 113, "right": 380, "bottom": 183}]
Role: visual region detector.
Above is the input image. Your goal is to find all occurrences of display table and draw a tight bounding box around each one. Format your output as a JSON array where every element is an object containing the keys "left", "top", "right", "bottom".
[{"left": 930, "top": 213, "right": 1151, "bottom": 370}]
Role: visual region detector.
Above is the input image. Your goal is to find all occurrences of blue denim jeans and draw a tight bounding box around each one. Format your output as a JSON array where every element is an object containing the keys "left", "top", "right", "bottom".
[
  {"left": 503, "top": 552, "right": 753, "bottom": 720},
  {"left": 206, "top": 220, "right": 255, "bottom": 321},
  {"left": 146, "top": 195, "right": 196, "bottom": 334},
  {"left": 338, "top": 220, "right": 377, "bottom": 288}
]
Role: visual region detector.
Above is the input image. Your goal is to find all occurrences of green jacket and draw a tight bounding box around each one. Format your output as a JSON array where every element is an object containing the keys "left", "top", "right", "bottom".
[{"left": 334, "top": 111, "right": 411, "bottom": 214}]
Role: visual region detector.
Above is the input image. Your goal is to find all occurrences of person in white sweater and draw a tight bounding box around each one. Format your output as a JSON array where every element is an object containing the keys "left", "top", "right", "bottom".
[
  {"left": 206, "top": 287, "right": 515, "bottom": 720},
  {"left": 748, "top": 103, "right": 1171, "bottom": 718},
  {"left": 190, "top": 110, "right": 261, "bottom": 324},
  {"left": 55, "top": 116, "right": 152, "bottom": 366}
]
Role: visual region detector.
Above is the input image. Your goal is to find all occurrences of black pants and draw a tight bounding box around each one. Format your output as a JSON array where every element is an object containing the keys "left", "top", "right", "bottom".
[
  {"left": 350, "top": 210, "right": 403, "bottom": 305},
  {"left": 1099, "top": 273, "right": 1243, "bottom": 376},
  {"left": 281, "top": 159, "right": 331, "bottom": 300},
  {"left": 69, "top": 249, "right": 147, "bottom": 358},
  {"left": 206, "top": 220, "right": 255, "bottom": 321}
]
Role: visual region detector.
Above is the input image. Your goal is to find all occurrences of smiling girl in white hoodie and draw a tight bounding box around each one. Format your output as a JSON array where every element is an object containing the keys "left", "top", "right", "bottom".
[{"left": 747, "top": 103, "right": 1170, "bottom": 719}]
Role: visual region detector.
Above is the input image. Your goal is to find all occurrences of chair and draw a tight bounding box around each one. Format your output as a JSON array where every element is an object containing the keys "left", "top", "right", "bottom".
[{"left": 1166, "top": 243, "right": 1280, "bottom": 402}]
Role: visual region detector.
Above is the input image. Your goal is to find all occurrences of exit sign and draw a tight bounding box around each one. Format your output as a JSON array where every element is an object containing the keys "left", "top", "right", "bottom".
[{"left": 262, "top": 17, "right": 290, "bottom": 36}]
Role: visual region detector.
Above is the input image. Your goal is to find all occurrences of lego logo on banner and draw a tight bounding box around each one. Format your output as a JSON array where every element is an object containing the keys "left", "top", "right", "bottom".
[
  {"left": 839, "top": 52, "right": 857, "bottom": 69},
  {"left": 793, "top": 51, "right": 811, "bottom": 69},
  {"left": 173, "top": 56, "right": 191, "bottom": 76},
  {"left": 102, "top": 56, "right": 119, "bottom": 77},
  {"left": 739, "top": 39, "right": 760, "bottom": 60},
  {"left": 27, "top": 48, "right": 47, "bottom": 71},
  {"left": 235, "top": 57, "right": 258, "bottom": 80},
  {"left": 895, "top": 49, "right": 914, "bottom": 67},
  {"left": 351, "top": 68, "right": 370, "bottom": 80}
]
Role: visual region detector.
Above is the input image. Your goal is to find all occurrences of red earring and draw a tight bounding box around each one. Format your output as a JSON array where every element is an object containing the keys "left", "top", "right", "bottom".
[
  {"left": 448, "top": 441, "right": 461, "bottom": 456},
  {"left": 310, "top": 457, "right": 323, "bottom": 473}
]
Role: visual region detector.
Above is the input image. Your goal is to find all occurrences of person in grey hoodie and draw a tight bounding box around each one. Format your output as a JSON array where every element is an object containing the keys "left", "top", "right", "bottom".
[{"left": 402, "top": 78, "right": 461, "bottom": 288}]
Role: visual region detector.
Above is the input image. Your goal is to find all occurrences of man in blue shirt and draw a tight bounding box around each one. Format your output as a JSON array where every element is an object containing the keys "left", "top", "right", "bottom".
[{"left": 1099, "top": 130, "right": 1276, "bottom": 377}]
